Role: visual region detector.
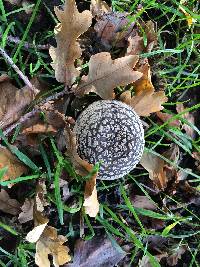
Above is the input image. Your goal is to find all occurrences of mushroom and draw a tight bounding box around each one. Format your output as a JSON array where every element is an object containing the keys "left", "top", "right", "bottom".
[{"left": 73, "top": 100, "right": 145, "bottom": 180}]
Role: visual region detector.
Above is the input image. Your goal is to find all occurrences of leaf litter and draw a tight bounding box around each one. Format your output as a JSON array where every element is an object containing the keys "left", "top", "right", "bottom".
[{"left": 0, "top": 0, "right": 199, "bottom": 266}]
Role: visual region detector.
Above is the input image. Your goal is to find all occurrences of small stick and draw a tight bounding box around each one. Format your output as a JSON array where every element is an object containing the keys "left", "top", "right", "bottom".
[
  {"left": 0, "top": 47, "right": 38, "bottom": 94},
  {"left": 0, "top": 33, "right": 50, "bottom": 50}
]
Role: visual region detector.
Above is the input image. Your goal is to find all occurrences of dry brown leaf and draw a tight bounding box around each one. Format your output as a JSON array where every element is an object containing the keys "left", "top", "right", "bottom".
[
  {"left": 64, "top": 126, "right": 99, "bottom": 217},
  {"left": 127, "top": 35, "right": 144, "bottom": 56},
  {"left": 131, "top": 195, "right": 157, "bottom": 210},
  {"left": 140, "top": 146, "right": 179, "bottom": 190},
  {"left": 120, "top": 62, "right": 167, "bottom": 116},
  {"left": 176, "top": 103, "right": 195, "bottom": 139},
  {"left": 0, "top": 146, "right": 28, "bottom": 184},
  {"left": 22, "top": 123, "right": 57, "bottom": 135},
  {"left": 26, "top": 222, "right": 48, "bottom": 243},
  {"left": 35, "top": 226, "right": 71, "bottom": 267},
  {"left": 64, "top": 126, "right": 95, "bottom": 177},
  {"left": 167, "top": 245, "right": 187, "bottom": 266},
  {"left": 18, "top": 198, "right": 34, "bottom": 223},
  {"left": 140, "top": 152, "right": 167, "bottom": 190},
  {"left": 83, "top": 173, "right": 99, "bottom": 217},
  {"left": 66, "top": 235, "right": 125, "bottom": 267},
  {"left": 139, "top": 253, "right": 168, "bottom": 267},
  {"left": 121, "top": 90, "right": 167, "bottom": 117},
  {"left": 74, "top": 52, "right": 142, "bottom": 99},
  {"left": 49, "top": 0, "right": 92, "bottom": 85},
  {"left": 0, "top": 79, "right": 34, "bottom": 129},
  {"left": 90, "top": 0, "right": 111, "bottom": 17},
  {"left": 0, "top": 189, "right": 21, "bottom": 215},
  {"left": 156, "top": 111, "right": 180, "bottom": 127},
  {"left": 126, "top": 21, "right": 157, "bottom": 55}
]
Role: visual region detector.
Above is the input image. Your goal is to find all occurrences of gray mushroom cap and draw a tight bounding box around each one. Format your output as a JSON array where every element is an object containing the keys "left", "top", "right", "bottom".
[{"left": 73, "top": 100, "right": 145, "bottom": 180}]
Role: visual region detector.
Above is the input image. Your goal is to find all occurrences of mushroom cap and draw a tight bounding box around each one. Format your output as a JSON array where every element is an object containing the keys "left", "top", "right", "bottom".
[{"left": 73, "top": 100, "right": 145, "bottom": 180}]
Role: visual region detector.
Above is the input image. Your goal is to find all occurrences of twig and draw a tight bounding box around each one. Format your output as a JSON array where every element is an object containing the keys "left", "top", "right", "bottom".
[
  {"left": 0, "top": 33, "right": 50, "bottom": 50},
  {"left": 3, "top": 87, "right": 71, "bottom": 136},
  {"left": 0, "top": 47, "right": 38, "bottom": 94}
]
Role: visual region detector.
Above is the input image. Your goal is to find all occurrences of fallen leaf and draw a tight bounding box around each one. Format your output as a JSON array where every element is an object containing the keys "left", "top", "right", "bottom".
[
  {"left": 121, "top": 90, "right": 167, "bottom": 117},
  {"left": 156, "top": 111, "right": 180, "bottom": 127},
  {"left": 64, "top": 126, "right": 100, "bottom": 217},
  {"left": 0, "top": 189, "right": 21, "bottom": 215},
  {"left": 126, "top": 35, "right": 144, "bottom": 56},
  {"left": 35, "top": 180, "right": 48, "bottom": 213},
  {"left": 0, "top": 79, "right": 34, "bottom": 129},
  {"left": 120, "top": 62, "right": 167, "bottom": 116},
  {"left": 66, "top": 235, "right": 125, "bottom": 267},
  {"left": 127, "top": 21, "right": 157, "bottom": 55},
  {"left": 167, "top": 245, "right": 187, "bottom": 266},
  {"left": 22, "top": 123, "right": 57, "bottom": 135},
  {"left": 90, "top": 0, "right": 111, "bottom": 17},
  {"left": 140, "top": 146, "right": 179, "bottom": 190},
  {"left": 140, "top": 152, "right": 167, "bottom": 190},
  {"left": 83, "top": 173, "right": 99, "bottom": 217},
  {"left": 74, "top": 52, "right": 142, "bottom": 99},
  {"left": 131, "top": 195, "right": 157, "bottom": 210},
  {"left": 35, "top": 226, "right": 71, "bottom": 267},
  {"left": 18, "top": 198, "right": 34, "bottom": 223},
  {"left": 0, "top": 146, "right": 28, "bottom": 184},
  {"left": 94, "top": 12, "right": 136, "bottom": 49},
  {"left": 26, "top": 222, "right": 48, "bottom": 243},
  {"left": 49, "top": 0, "right": 92, "bottom": 85},
  {"left": 139, "top": 253, "right": 167, "bottom": 267},
  {"left": 176, "top": 103, "right": 195, "bottom": 139}
]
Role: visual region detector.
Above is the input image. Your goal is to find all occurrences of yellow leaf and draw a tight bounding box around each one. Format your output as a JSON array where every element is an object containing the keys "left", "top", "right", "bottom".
[
  {"left": 74, "top": 52, "right": 142, "bottom": 99},
  {"left": 49, "top": 0, "right": 92, "bottom": 85}
]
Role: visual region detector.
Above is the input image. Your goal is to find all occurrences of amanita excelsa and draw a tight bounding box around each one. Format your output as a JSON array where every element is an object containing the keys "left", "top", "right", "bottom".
[{"left": 73, "top": 100, "right": 145, "bottom": 180}]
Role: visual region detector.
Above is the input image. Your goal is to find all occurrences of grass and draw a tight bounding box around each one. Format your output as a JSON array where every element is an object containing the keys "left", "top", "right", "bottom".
[{"left": 0, "top": 0, "right": 200, "bottom": 266}]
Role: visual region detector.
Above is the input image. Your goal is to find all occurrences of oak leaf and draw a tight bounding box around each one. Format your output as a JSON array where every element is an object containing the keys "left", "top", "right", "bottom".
[
  {"left": 35, "top": 226, "right": 71, "bottom": 267},
  {"left": 74, "top": 52, "right": 142, "bottom": 99},
  {"left": 0, "top": 78, "right": 34, "bottom": 129},
  {"left": 0, "top": 189, "right": 21, "bottom": 215},
  {"left": 49, "top": 0, "right": 92, "bottom": 85},
  {"left": 120, "top": 62, "right": 167, "bottom": 116},
  {"left": 0, "top": 146, "right": 28, "bottom": 184}
]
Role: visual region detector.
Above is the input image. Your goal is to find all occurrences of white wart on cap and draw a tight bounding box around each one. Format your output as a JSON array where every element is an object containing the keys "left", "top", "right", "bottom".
[{"left": 73, "top": 100, "right": 145, "bottom": 180}]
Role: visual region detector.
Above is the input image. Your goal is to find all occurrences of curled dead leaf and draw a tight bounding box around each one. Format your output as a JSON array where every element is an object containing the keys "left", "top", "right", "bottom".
[
  {"left": 49, "top": 0, "right": 92, "bottom": 85},
  {"left": 74, "top": 52, "right": 142, "bottom": 99}
]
